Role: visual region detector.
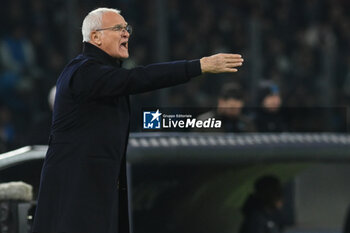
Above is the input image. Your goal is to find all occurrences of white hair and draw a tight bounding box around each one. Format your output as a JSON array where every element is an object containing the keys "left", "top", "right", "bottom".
[{"left": 82, "top": 8, "right": 121, "bottom": 42}]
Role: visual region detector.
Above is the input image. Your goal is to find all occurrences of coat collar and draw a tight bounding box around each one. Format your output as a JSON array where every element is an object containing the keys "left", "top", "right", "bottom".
[{"left": 82, "top": 42, "right": 122, "bottom": 67}]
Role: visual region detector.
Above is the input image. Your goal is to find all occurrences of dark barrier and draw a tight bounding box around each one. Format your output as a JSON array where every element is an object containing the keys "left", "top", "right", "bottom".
[
  {"left": 1, "top": 133, "right": 350, "bottom": 169},
  {"left": 1, "top": 133, "right": 350, "bottom": 233}
]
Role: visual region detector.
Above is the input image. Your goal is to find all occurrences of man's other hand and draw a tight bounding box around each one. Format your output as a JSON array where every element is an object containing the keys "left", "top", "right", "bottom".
[{"left": 200, "top": 53, "right": 244, "bottom": 74}]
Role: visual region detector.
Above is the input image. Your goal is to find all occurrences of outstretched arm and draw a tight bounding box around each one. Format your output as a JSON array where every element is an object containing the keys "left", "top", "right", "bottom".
[{"left": 71, "top": 53, "right": 244, "bottom": 99}]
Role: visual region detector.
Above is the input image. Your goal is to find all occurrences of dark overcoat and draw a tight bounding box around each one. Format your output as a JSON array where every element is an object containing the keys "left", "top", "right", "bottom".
[{"left": 32, "top": 42, "right": 201, "bottom": 233}]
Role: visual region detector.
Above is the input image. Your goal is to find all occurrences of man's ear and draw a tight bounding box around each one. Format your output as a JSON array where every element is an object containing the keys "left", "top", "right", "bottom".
[{"left": 90, "top": 31, "right": 102, "bottom": 46}]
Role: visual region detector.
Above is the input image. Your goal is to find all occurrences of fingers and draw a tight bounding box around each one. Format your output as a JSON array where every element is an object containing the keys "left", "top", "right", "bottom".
[
  {"left": 225, "top": 57, "right": 244, "bottom": 63},
  {"left": 224, "top": 59, "right": 243, "bottom": 73},
  {"left": 224, "top": 68, "right": 238, "bottom": 73},
  {"left": 225, "top": 57, "right": 243, "bottom": 68},
  {"left": 222, "top": 53, "right": 242, "bottom": 59},
  {"left": 224, "top": 59, "right": 244, "bottom": 69},
  {"left": 225, "top": 60, "right": 244, "bottom": 65},
  {"left": 225, "top": 62, "right": 241, "bottom": 68},
  {"left": 223, "top": 54, "right": 243, "bottom": 71}
]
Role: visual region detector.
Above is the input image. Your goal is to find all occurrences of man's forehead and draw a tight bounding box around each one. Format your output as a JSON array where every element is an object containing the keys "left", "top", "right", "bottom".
[{"left": 102, "top": 12, "right": 126, "bottom": 26}]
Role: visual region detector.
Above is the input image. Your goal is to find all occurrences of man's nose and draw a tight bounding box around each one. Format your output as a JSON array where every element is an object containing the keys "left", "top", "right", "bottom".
[{"left": 122, "top": 30, "right": 130, "bottom": 38}]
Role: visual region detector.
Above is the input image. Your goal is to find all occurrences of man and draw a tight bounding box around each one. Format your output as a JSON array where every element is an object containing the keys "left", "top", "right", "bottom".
[
  {"left": 239, "top": 175, "right": 284, "bottom": 233},
  {"left": 254, "top": 82, "right": 288, "bottom": 132},
  {"left": 32, "top": 7, "right": 244, "bottom": 233},
  {"left": 197, "top": 83, "right": 255, "bottom": 132}
]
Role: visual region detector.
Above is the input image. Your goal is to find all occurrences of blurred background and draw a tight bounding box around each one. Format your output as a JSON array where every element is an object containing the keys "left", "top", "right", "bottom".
[
  {"left": 1, "top": 0, "right": 350, "bottom": 233},
  {"left": 1, "top": 0, "right": 350, "bottom": 150}
]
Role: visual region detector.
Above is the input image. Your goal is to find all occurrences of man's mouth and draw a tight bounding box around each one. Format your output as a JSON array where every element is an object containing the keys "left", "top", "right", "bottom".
[{"left": 120, "top": 42, "right": 128, "bottom": 49}]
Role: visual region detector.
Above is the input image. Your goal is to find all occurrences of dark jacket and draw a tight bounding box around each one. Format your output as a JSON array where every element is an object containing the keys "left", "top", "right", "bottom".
[
  {"left": 32, "top": 42, "right": 201, "bottom": 233},
  {"left": 239, "top": 195, "right": 283, "bottom": 233},
  {"left": 344, "top": 205, "right": 350, "bottom": 233}
]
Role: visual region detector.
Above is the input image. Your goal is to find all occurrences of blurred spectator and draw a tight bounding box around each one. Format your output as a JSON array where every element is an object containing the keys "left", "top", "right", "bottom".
[
  {"left": 0, "top": 24, "right": 39, "bottom": 82},
  {"left": 0, "top": 20, "right": 42, "bottom": 129},
  {"left": 254, "top": 82, "right": 288, "bottom": 132},
  {"left": 197, "top": 83, "right": 255, "bottom": 132},
  {"left": 239, "top": 175, "right": 284, "bottom": 233}
]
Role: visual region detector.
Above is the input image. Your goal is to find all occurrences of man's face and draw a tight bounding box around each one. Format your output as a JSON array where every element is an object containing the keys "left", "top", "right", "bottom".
[
  {"left": 217, "top": 98, "right": 244, "bottom": 117},
  {"left": 275, "top": 199, "right": 284, "bottom": 210},
  {"left": 96, "top": 12, "right": 130, "bottom": 59},
  {"left": 263, "top": 94, "right": 282, "bottom": 112}
]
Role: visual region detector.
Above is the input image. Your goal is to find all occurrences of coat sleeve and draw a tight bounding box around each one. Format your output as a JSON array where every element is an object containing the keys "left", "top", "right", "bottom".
[{"left": 70, "top": 59, "right": 201, "bottom": 100}]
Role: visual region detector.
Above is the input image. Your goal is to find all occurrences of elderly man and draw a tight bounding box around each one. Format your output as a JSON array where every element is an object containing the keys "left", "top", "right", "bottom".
[{"left": 32, "top": 7, "right": 244, "bottom": 233}]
